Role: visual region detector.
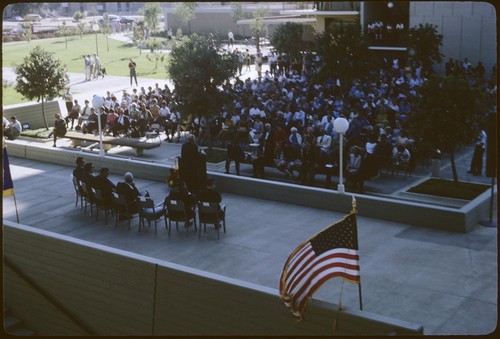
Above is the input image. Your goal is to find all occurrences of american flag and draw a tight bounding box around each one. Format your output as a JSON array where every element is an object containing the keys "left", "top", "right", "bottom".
[{"left": 279, "top": 212, "right": 360, "bottom": 320}]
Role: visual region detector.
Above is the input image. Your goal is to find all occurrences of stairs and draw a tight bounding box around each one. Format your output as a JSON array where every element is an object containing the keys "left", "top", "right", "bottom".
[{"left": 3, "top": 309, "right": 36, "bottom": 336}]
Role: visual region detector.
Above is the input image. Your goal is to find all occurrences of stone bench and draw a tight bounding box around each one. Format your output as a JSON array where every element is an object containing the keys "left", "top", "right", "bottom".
[
  {"left": 4, "top": 101, "right": 62, "bottom": 130},
  {"left": 64, "top": 131, "right": 160, "bottom": 156}
]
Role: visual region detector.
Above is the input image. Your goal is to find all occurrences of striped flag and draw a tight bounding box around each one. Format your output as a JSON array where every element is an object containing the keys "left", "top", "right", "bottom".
[
  {"left": 3, "top": 146, "right": 15, "bottom": 197},
  {"left": 279, "top": 212, "right": 360, "bottom": 320}
]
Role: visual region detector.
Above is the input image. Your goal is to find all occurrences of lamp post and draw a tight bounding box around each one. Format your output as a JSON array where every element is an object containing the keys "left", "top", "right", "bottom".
[
  {"left": 333, "top": 117, "right": 349, "bottom": 194},
  {"left": 92, "top": 95, "right": 105, "bottom": 157},
  {"left": 92, "top": 24, "right": 99, "bottom": 56}
]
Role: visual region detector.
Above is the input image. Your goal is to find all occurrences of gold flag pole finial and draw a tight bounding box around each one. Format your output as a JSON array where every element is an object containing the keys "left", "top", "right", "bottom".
[{"left": 351, "top": 196, "right": 357, "bottom": 214}]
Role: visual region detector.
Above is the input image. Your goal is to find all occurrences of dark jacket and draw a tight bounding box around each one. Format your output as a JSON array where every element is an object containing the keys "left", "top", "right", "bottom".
[{"left": 116, "top": 181, "right": 140, "bottom": 204}]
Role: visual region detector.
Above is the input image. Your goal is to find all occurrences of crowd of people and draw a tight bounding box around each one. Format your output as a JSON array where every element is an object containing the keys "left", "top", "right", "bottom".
[{"left": 61, "top": 47, "right": 496, "bottom": 191}]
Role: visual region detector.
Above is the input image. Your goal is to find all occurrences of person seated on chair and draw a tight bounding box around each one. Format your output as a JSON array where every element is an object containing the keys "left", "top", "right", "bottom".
[
  {"left": 196, "top": 177, "right": 225, "bottom": 217},
  {"left": 165, "top": 180, "right": 197, "bottom": 210},
  {"left": 112, "top": 108, "right": 130, "bottom": 137},
  {"left": 393, "top": 144, "right": 411, "bottom": 169},
  {"left": 73, "top": 157, "right": 86, "bottom": 182},
  {"left": 76, "top": 100, "right": 91, "bottom": 130},
  {"left": 104, "top": 108, "right": 118, "bottom": 135},
  {"left": 4, "top": 116, "right": 22, "bottom": 140},
  {"left": 93, "top": 167, "right": 116, "bottom": 205},
  {"left": 50, "top": 113, "right": 67, "bottom": 147},
  {"left": 345, "top": 146, "right": 364, "bottom": 192},
  {"left": 81, "top": 108, "right": 99, "bottom": 134},
  {"left": 80, "top": 162, "right": 95, "bottom": 188},
  {"left": 116, "top": 172, "right": 141, "bottom": 214}
]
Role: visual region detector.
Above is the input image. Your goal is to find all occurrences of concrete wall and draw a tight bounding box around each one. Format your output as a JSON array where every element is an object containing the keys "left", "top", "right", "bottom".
[
  {"left": 5, "top": 141, "right": 495, "bottom": 233},
  {"left": 410, "top": 1, "right": 496, "bottom": 77},
  {"left": 4, "top": 101, "right": 62, "bottom": 130},
  {"left": 3, "top": 221, "right": 423, "bottom": 335}
]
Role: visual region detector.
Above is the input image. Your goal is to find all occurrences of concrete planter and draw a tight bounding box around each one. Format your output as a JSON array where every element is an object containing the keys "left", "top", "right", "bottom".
[{"left": 6, "top": 140, "right": 496, "bottom": 233}]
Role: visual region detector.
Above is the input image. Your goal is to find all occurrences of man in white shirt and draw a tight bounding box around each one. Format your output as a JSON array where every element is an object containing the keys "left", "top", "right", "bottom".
[
  {"left": 4, "top": 116, "right": 22, "bottom": 140},
  {"left": 228, "top": 29, "right": 234, "bottom": 47},
  {"left": 316, "top": 127, "right": 332, "bottom": 164},
  {"left": 76, "top": 100, "right": 91, "bottom": 130}
]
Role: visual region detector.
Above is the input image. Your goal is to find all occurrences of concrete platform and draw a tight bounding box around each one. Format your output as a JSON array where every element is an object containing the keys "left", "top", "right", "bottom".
[{"left": 2, "top": 155, "right": 497, "bottom": 335}]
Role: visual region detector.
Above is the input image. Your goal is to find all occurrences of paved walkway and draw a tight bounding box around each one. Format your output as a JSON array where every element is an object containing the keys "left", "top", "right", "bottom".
[{"left": 3, "top": 153, "right": 497, "bottom": 335}]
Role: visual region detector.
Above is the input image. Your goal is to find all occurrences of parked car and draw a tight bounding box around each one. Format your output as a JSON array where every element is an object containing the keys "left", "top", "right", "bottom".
[
  {"left": 23, "top": 14, "right": 42, "bottom": 22},
  {"left": 9, "top": 26, "right": 28, "bottom": 36},
  {"left": 119, "top": 16, "right": 134, "bottom": 24}
]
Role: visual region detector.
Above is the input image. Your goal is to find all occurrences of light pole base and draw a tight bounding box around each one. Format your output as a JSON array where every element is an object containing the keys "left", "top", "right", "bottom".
[{"left": 337, "top": 184, "right": 345, "bottom": 194}]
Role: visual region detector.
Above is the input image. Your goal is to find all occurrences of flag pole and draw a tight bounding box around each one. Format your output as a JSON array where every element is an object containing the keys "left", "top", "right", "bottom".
[
  {"left": 351, "top": 196, "right": 363, "bottom": 311},
  {"left": 13, "top": 194, "right": 20, "bottom": 223}
]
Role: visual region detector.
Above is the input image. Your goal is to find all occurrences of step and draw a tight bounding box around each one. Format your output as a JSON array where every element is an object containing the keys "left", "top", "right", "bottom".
[
  {"left": 4, "top": 315, "right": 36, "bottom": 336},
  {"left": 7, "top": 327, "right": 36, "bottom": 336},
  {"left": 4, "top": 315, "right": 22, "bottom": 329}
]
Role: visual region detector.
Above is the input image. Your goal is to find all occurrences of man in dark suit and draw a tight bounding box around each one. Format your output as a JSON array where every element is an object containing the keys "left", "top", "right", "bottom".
[
  {"left": 252, "top": 123, "right": 277, "bottom": 179},
  {"left": 116, "top": 172, "right": 141, "bottom": 213},
  {"left": 73, "top": 157, "right": 86, "bottom": 182},
  {"left": 93, "top": 167, "right": 116, "bottom": 204},
  {"left": 196, "top": 178, "right": 225, "bottom": 217},
  {"left": 112, "top": 109, "right": 130, "bottom": 136},
  {"left": 180, "top": 134, "right": 206, "bottom": 193}
]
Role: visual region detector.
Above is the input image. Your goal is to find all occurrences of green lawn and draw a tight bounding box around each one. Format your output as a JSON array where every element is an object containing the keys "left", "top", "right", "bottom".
[
  {"left": 3, "top": 33, "right": 170, "bottom": 80},
  {"left": 2, "top": 83, "right": 30, "bottom": 106}
]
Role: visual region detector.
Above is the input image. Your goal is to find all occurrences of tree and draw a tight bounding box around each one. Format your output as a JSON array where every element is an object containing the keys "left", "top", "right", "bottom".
[
  {"left": 21, "top": 22, "right": 33, "bottom": 42},
  {"left": 14, "top": 46, "right": 69, "bottom": 130},
  {"left": 145, "top": 40, "right": 166, "bottom": 70},
  {"left": 73, "top": 10, "right": 85, "bottom": 22},
  {"left": 139, "top": 2, "right": 162, "bottom": 37},
  {"left": 132, "top": 18, "right": 147, "bottom": 54},
  {"left": 313, "top": 22, "right": 372, "bottom": 95},
  {"left": 408, "top": 75, "right": 487, "bottom": 183},
  {"left": 8, "top": 3, "right": 43, "bottom": 17},
  {"left": 168, "top": 34, "right": 234, "bottom": 148},
  {"left": 270, "top": 22, "right": 306, "bottom": 61},
  {"left": 59, "top": 20, "right": 68, "bottom": 49},
  {"left": 249, "top": 6, "right": 270, "bottom": 52},
  {"left": 101, "top": 13, "right": 112, "bottom": 52},
  {"left": 230, "top": 2, "right": 248, "bottom": 37},
  {"left": 175, "top": 2, "right": 197, "bottom": 35},
  {"left": 77, "top": 22, "right": 86, "bottom": 38},
  {"left": 407, "top": 23, "right": 443, "bottom": 76}
]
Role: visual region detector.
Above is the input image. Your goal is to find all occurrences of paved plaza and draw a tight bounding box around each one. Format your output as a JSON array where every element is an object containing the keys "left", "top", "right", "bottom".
[{"left": 3, "top": 33, "right": 498, "bottom": 335}]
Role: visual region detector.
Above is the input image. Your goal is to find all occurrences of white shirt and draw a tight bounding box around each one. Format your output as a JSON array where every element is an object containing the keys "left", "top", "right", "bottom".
[{"left": 316, "top": 134, "right": 332, "bottom": 151}]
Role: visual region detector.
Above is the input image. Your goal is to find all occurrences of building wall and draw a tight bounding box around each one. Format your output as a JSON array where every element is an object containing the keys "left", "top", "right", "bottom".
[
  {"left": 4, "top": 221, "right": 424, "bottom": 335},
  {"left": 410, "top": 1, "right": 496, "bottom": 77}
]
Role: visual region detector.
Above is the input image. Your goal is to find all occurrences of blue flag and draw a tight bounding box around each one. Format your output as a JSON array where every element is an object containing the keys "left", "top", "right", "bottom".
[{"left": 3, "top": 146, "right": 14, "bottom": 196}]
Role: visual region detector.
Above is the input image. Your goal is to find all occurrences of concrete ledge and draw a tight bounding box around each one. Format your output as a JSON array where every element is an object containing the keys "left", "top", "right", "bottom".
[
  {"left": 6, "top": 141, "right": 495, "bottom": 233},
  {"left": 4, "top": 221, "right": 424, "bottom": 335}
]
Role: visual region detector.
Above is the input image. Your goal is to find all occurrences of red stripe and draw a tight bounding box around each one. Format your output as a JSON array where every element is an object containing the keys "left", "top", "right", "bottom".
[
  {"left": 297, "top": 271, "right": 360, "bottom": 313},
  {"left": 292, "top": 262, "right": 359, "bottom": 309},
  {"left": 286, "top": 249, "right": 358, "bottom": 295}
]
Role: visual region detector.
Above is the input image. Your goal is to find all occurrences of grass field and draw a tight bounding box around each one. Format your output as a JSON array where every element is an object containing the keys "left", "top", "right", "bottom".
[
  {"left": 2, "top": 82, "right": 30, "bottom": 106},
  {"left": 3, "top": 33, "right": 171, "bottom": 79}
]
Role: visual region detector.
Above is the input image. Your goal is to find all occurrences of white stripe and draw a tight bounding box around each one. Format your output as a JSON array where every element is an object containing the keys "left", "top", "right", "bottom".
[
  {"left": 285, "top": 247, "right": 358, "bottom": 292},
  {"left": 285, "top": 249, "right": 359, "bottom": 298}
]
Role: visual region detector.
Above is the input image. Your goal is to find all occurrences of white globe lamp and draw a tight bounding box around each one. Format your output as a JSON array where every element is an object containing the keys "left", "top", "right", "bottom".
[{"left": 333, "top": 117, "right": 350, "bottom": 193}]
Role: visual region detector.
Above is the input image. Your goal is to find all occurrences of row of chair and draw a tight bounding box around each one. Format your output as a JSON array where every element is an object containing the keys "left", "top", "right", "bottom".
[{"left": 71, "top": 175, "right": 227, "bottom": 239}]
